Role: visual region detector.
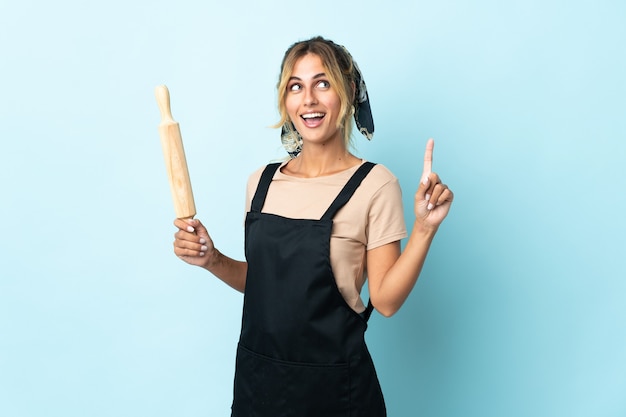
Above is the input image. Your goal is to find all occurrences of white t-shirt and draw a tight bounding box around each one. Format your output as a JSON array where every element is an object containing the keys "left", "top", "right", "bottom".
[{"left": 245, "top": 160, "right": 407, "bottom": 313}]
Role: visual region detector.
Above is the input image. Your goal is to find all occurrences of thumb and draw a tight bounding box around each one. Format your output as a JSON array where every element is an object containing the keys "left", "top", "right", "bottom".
[
  {"left": 195, "top": 220, "right": 210, "bottom": 239},
  {"left": 186, "top": 218, "right": 208, "bottom": 237},
  {"left": 416, "top": 175, "right": 430, "bottom": 201}
]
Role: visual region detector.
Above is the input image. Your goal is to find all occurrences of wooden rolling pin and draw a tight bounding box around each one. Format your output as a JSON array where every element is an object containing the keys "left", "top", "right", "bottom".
[{"left": 155, "top": 85, "right": 196, "bottom": 219}]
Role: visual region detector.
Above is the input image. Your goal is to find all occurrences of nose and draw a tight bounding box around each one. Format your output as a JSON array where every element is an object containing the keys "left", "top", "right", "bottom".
[{"left": 303, "top": 87, "right": 318, "bottom": 106}]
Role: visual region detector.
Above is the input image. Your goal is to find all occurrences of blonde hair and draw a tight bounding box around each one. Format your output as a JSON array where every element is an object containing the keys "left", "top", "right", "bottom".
[{"left": 275, "top": 37, "right": 357, "bottom": 147}]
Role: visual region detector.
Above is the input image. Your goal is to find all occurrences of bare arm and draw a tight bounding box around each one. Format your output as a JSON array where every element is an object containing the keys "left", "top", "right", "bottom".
[
  {"left": 367, "top": 139, "right": 453, "bottom": 317},
  {"left": 173, "top": 218, "right": 247, "bottom": 292}
]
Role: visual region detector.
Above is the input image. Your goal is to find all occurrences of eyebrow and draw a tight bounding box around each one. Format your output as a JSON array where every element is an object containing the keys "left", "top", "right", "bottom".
[{"left": 289, "top": 72, "right": 327, "bottom": 81}]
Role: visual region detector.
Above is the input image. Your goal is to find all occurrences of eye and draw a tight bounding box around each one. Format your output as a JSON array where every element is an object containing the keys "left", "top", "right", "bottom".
[
  {"left": 316, "top": 80, "right": 330, "bottom": 89},
  {"left": 288, "top": 83, "right": 302, "bottom": 92}
]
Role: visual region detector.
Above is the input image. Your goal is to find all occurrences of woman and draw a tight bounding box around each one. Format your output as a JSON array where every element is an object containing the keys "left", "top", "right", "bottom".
[{"left": 173, "top": 36, "right": 453, "bottom": 417}]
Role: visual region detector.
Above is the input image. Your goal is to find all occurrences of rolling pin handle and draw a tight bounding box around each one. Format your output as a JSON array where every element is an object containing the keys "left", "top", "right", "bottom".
[{"left": 155, "top": 85, "right": 174, "bottom": 123}]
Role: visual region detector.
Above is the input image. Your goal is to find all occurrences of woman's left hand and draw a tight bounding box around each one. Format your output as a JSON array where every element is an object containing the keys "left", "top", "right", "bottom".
[{"left": 414, "top": 139, "right": 454, "bottom": 230}]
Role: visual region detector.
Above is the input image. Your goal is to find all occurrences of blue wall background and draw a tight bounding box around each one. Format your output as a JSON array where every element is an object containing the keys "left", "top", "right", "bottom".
[{"left": 1, "top": 1, "right": 625, "bottom": 416}]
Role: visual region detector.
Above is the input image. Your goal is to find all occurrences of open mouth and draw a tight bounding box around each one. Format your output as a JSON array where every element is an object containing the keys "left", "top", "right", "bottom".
[{"left": 301, "top": 112, "right": 326, "bottom": 126}]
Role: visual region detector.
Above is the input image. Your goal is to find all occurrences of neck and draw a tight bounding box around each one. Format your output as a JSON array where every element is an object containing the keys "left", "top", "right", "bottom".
[{"left": 284, "top": 145, "right": 361, "bottom": 178}]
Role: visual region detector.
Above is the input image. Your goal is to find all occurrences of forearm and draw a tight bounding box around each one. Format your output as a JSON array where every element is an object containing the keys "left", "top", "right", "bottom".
[
  {"left": 370, "top": 221, "right": 437, "bottom": 317},
  {"left": 369, "top": 140, "right": 453, "bottom": 316},
  {"left": 202, "top": 248, "right": 248, "bottom": 293}
]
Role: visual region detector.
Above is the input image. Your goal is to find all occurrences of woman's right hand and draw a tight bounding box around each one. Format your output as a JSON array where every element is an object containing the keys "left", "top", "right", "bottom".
[{"left": 173, "top": 218, "right": 214, "bottom": 268}]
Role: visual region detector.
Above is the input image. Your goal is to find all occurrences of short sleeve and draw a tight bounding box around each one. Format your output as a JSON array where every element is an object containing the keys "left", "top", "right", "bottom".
[{"left": 366, "top": 177, "right": 408, "bottom": 250}]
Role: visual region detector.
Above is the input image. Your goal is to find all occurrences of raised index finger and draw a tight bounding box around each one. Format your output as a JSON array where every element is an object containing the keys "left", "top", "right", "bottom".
[{"left": 422, "top": 138, "right": 434, "bottom": 180}]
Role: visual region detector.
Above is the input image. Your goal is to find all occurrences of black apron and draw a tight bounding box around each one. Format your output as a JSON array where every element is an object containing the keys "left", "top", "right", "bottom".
[{"left": 232, "top": 162, "right": 386, "bottom": 417}]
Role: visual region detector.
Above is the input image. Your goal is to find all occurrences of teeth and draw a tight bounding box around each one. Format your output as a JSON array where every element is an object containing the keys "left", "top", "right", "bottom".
[{"left": 302, "top": 113, "right": 325, "bottom": 119}]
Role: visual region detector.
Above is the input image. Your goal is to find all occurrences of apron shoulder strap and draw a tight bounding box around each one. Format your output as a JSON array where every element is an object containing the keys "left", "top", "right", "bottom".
[
  {"left": 250, "top": 162, "right": 282, "bottom": 213},
  {"left": 361, "top": 299, "right": 375, "bottom": 322},
  {"left": 321, "top": 162, "right": 377, "bottom": 221}
]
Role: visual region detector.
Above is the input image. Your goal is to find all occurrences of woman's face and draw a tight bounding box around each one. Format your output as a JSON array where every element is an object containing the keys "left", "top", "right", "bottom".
[{"left": 285, "top": 53, "right": 344, "bottom": 148}]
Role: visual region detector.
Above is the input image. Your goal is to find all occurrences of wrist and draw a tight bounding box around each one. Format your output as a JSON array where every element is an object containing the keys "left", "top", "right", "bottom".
[
  {"left": 202, "top": 247, "right": 222, "bottom": 271},
  {"left": 411, "top": 219, "right": 438, "bottom": 238}
]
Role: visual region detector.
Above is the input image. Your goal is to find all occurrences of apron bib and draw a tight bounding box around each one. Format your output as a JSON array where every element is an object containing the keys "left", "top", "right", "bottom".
[{"left": 232, "top": 162, "right": 386, "bottom": 417}]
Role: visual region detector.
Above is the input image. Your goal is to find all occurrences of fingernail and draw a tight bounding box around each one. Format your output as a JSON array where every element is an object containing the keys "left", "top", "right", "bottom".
[
  {"left": 199, "top": 238, "right": 206, "bottom": 244},
  {"left": 427, "top": 203, "right": 434, "bottom": 210},
  {"left": 187, "top": 226, "right": 195, "bottom": 233},
  {"left": 422, "top": 177, "right": 429, "bottom": 185},
  {"left": 199, "top": 252, "right": 205, "bottom": 256},
  {"left": 201, "top": 245, "right": 208, "bottom": 251},
  {"left": 425, "top": 193, "right": 431, "bottom": 201}
]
